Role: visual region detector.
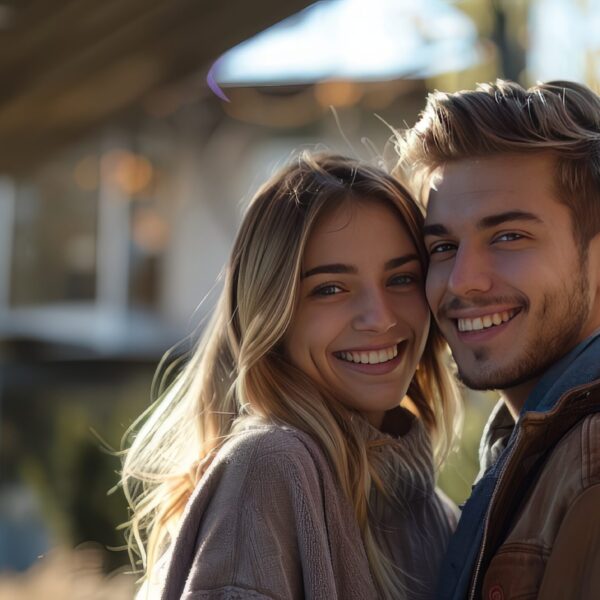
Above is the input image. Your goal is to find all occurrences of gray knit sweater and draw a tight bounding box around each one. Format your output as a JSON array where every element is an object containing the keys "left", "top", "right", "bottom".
[{"left": 157, "top": 408, "right": 456, "bottom": 600}]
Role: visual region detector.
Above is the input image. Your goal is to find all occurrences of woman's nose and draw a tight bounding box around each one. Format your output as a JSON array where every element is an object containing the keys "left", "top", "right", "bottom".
[{"left": 352, "top": 289, "right": 397, "bottom": 333}]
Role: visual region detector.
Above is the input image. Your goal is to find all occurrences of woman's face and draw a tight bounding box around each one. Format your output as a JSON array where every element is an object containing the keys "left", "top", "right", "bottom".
[{"left": 284, "top": 199, "right": 430, "bottom": 428}]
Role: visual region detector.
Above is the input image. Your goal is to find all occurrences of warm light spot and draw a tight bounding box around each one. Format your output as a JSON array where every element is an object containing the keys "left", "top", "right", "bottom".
[
  {"left": 314, "top": 80, "right": 363, "bottom": 107},
  {"left": 101, "top": 150, "right": 153, "bottom": 196}
]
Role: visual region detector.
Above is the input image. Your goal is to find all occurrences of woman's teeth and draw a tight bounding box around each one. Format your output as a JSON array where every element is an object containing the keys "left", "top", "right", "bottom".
[
  {"left": 336, "top": 344, "right": 398, "bottom": 364},
  {"left": 457, "top": 309, "right": 518, "bottom": 332}
]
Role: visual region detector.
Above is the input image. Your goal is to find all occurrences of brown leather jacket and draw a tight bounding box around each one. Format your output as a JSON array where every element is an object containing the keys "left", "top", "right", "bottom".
[{"left": 474, "top": 381, "right": 600, "bottom": 600}]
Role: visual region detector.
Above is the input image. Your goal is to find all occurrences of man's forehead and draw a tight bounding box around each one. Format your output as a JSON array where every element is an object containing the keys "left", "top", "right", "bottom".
[
  {"left": 427, "top": 182, "right": 519, "bottom": 200},
  {"left": 423, "top": 154, "right": 555, "bottom": 223},
  {"left": 425, "top": 184, "right": 519, "bottom": 224}
]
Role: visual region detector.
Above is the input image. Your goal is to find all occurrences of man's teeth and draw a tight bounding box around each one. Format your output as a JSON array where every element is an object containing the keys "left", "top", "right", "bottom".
[
  {"left": 337, "top": 344, "right": 398, "bottom": 364},
  {"left": 458, "top": 310, "right": 516, "bottom": 332}
]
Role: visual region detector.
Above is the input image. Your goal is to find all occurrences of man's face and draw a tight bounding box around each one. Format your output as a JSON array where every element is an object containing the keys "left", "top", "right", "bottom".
[{"left": 424, "top": 153, "right": 600, "bottom": 392}]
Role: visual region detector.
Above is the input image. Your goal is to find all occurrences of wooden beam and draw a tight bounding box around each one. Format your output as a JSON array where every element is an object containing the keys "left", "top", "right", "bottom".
[{"left": 0, "top": 0, "right": 314, "bottom": 173}]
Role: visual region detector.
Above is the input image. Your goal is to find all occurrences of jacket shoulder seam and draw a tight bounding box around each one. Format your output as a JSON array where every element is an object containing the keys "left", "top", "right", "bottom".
[
  {"left": 582, "top": 413, "right": 600, "bottom": 486},
  {"left": 493, "top": 540, "right": 551, "bottom": 559}
]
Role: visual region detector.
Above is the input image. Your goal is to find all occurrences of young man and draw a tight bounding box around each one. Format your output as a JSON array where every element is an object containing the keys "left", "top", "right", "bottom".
[{"left": 399, "top": 80, "right": 600, "bottom": 599}]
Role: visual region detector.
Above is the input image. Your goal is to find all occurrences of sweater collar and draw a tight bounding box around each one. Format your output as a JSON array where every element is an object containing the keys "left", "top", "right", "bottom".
[{"left": 355, "top": 406, "right": 436, "bottom": 509}]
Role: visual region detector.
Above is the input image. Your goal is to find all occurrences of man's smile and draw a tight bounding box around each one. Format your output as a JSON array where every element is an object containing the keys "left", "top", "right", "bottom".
[{"left": 455, "top": 308, "right": 521, "bottom": 332}]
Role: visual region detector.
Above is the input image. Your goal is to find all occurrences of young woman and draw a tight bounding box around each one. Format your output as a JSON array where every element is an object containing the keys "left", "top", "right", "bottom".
[{"left": 121, "top": 153, "right": 461, "bottom": 600}]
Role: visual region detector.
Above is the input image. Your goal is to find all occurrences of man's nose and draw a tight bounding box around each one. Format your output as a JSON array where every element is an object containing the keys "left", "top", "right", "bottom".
[
  {"left": 447, "top": 244, "right": 493, "bottom": 297},
  {"left": 352, "top": 289, "right": 397, "bottom": 333}
]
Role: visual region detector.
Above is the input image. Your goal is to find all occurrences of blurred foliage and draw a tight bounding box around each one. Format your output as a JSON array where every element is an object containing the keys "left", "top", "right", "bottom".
[
  {"left": 1, "top": 360, "right": 154, "bottom": 573},
  {"left": 438, "top": 388, "right": 499, "bottom": 505}
]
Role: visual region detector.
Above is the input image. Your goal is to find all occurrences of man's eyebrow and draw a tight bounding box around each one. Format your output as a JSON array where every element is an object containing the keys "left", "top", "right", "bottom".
[
  {"left": 423, "top": 224, "right": 449, "bottom": 237},
  {"left": 423, "top": 211, "right": 543, "bottom": 237},
  {"left": 302, "top": 254, "right": 420, "bottom": 279},
  {"left": 477, "top": 210, "right": 543, "bottom": 229}
]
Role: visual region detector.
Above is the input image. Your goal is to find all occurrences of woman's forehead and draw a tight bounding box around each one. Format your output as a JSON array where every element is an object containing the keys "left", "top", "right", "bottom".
[{"left": 303, "top": 200, "right": 418, "bottom": 266}]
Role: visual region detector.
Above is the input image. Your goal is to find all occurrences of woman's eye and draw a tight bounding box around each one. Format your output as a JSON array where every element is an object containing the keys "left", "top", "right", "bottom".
[
  {"left": 312, "top": 284, "right": 343, "bottom": 296},
  {"left": 389, "top": 274, "right": 416, "bottom": 286}
]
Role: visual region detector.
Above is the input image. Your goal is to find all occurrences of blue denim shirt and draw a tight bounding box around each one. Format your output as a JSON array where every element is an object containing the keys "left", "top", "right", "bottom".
[{"left": 435, "top": 330, "right": 600, "bottom": 600}]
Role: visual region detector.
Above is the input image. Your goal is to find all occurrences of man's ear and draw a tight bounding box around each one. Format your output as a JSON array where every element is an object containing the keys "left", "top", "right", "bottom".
[
  {"left": 581, "top": 233, "right": 600, "bottom": 337},
  {"left": 586, "top": 232, "right": 600, "bottom": 293}
]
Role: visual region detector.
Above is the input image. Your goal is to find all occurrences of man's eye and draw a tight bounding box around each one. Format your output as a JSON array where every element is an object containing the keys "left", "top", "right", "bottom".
[
  {"left": 311, "top": 284, "right": 343, "bottom": 296},
  {"left": 430, "top": 242, "right": 456, "bottom": 255},
  {"left": 494, "top": 232, "right": 523, "bottom": 242}
]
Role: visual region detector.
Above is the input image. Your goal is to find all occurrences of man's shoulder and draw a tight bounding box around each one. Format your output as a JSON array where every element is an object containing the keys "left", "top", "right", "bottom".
[
  {"left": 482, "top": 413, "right": 600, "bottom": 599},
  {"left": 506, "top": 412, "right": 600, "bottom": 543},
  {"left": 546, "top": 411, "right": 600, "bottom": 486},
  {"left": 523, "top": 411, "right": 600, "bottom": 499}
]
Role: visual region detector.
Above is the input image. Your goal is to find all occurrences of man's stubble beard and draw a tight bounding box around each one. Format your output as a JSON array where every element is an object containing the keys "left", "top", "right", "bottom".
[{"left": 453, "top": 259, "right": 591, "bottom": 392}]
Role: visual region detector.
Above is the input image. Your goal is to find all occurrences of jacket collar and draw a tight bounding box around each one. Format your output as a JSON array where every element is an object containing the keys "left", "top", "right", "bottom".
[
  {"left": 476, "top": 400, "right": 514, "bottom": 482},
  {"left": 477, "top": 329, "right": 600, "bottom": 479},
  {"left": 524, "top": 328, "right": 600, "bottom": 413}
]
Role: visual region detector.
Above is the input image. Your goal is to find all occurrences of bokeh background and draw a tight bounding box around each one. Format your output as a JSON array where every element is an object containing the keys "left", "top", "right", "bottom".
[{"left": 1, "top": 0, "right": 599, "bottom": 597}]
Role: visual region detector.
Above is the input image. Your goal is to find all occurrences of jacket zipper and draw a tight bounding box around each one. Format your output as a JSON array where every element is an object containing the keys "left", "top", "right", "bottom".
[{"left": 468, "top": 427, "right": 522, "bottom": 600}]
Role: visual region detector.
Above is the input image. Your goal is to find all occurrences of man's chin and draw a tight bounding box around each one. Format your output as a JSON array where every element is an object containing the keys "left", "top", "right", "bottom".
[
  {"left": 456, "top": 369, "right": 497, "bottom": 391},
  {"left": 456, "top": 364, "right": 538, "bottom": 392}
]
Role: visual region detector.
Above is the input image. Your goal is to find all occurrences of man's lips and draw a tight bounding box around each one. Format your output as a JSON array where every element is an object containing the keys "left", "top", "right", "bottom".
[
  {"left": 445, "top": 307, "right": 523, "bottom": 342},
  {"left": 452, "top": 307, "right": 522, "bottom": 333}
]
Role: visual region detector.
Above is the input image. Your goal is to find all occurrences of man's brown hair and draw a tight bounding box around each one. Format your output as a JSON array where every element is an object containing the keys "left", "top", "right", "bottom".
[{"left": 396, "top": 79, "right": 600, "bottom": 250}]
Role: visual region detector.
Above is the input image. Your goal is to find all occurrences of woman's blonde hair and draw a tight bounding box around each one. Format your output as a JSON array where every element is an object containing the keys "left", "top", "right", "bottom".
[{"left": 121, "top": 152, "right": 461, "bottom": 599}]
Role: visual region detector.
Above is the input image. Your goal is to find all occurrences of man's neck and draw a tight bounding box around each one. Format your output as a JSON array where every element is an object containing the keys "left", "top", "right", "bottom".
[{"left": 502, "top": 378, "right": 540, "bottom": 420}]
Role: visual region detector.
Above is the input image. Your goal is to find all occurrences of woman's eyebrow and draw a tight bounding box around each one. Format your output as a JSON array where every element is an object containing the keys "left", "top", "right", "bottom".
[
  {"left": 302, "top": 264, "right": 357, "bottom": 279},
  {"left": 384, "top": 254, "right": 420, "bottom": 270},
  {"left": 302, "top": 254, "right": 420, "bottom": 279}
]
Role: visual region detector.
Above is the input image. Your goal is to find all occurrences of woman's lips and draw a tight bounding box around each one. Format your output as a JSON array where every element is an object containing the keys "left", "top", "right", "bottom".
[{"left": 333, "top": 342, "right": 406, "bottom": 375}]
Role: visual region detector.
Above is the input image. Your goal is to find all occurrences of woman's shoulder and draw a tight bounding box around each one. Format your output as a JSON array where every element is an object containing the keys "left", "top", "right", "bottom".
[
  {"left": 191, "top": 419, "right": 333, "bottom": 506},
  {"left": 214, "top": 419, "right": 328, "bottom": 478},
  {"left": 174, "top": 421, "right": 341, "bottom": 552},
  {"left": 162, "top": 421, "right": 369, "bottom": 600}
]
